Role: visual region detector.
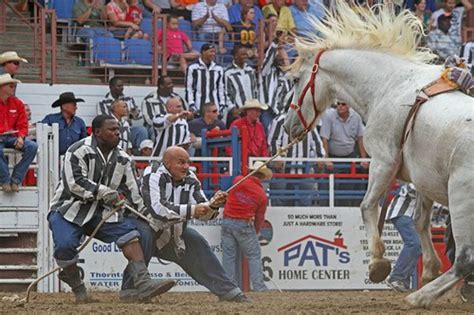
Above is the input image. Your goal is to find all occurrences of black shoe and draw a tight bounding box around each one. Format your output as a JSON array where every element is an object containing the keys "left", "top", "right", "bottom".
[{"left": 220, "top": 293, "right": 252, "bottom": 303}]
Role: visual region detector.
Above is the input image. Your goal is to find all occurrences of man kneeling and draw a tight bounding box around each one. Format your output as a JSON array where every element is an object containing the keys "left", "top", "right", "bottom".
[{"left": 48, "top": 115, "right": 175, "bottom": 303}]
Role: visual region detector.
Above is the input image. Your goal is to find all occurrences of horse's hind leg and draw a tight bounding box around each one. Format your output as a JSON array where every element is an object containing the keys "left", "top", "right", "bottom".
[
  {"left": 413, "top": 194, "right": 441, "bottom": 285},
  {"left": 360, "top": 159, "right": 394, "bottom": 283},
  {"left": 406, "top": 172, "right": 474, "bottom": 308}
]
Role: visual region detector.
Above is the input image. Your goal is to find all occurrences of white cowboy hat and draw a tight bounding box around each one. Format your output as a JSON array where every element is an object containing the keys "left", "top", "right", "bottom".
[
  {"left": 0, "top": 73, "right": 21, "bottom": 86},
  {"left": 240, "top": 99, "right": 269, "bottom": 111},
  {"left": 249, "top": 161, "right": 273, "bottom": 181},
  {"left": 0, "top": 51, "right": 28, "bottom": 64}
]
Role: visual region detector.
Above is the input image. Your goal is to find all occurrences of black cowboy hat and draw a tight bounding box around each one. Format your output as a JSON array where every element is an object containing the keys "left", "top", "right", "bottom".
[{"left": 52, "top": 92, "right": 84, "bottom": 108}]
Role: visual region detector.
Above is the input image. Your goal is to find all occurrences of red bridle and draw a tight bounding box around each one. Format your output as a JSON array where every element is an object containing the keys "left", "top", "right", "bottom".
[{"left": 289, "top": 49, "right": 326, "bottom": 133}]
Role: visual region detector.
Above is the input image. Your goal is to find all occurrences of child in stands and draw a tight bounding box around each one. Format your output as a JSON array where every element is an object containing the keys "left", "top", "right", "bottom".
[
  {"left": 125, "top": 0, "right": 149, "bottom": 40},
  {"left": 158, "top": 15, "right": 199, "bottom": 73}
]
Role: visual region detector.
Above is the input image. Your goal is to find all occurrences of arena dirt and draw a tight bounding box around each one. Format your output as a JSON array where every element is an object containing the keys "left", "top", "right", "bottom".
[{"left": 1, "top": 290, "right": 472, "bottom": 314}]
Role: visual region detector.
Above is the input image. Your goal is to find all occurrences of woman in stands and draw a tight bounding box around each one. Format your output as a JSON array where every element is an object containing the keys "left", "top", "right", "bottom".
[{"left": 106, "top": 0, "right": 146, "bottom": 40}]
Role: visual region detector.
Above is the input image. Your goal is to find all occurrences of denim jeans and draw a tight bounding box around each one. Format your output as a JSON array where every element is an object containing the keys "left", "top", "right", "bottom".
[
  {"left": 0, "top": 136, "right": 38, "bottom": 185},
  {"left": 76, "top": 27, "right": 112, "bottom": 42},
  {"left": 122, "top": 220, "right": 241, "bottom": 300},
  {"left": 388, "top": 215, "right": 422, "bottom": 288},
  {"left": 221, "top": 217, "right": 268, "bottom": 291},
  {"left": 130, "top": 126, "right": 148, "bottom": 150}
]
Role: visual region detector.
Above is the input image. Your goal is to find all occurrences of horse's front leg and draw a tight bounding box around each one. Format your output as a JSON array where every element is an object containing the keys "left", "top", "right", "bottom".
[{"left": 360, "top": 159, "right": 394, "bottom": 283}]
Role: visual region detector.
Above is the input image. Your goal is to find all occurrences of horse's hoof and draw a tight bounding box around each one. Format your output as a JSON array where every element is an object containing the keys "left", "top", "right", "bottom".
[{"left": 369, "top": 258, "right": 391, "bottom": 283}]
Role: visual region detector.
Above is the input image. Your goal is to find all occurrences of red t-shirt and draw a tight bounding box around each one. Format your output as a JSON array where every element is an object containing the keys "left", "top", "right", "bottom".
[
  {"left": 228, "top": 117, "right": 268, "bottom": 157},
  {"left": 0, "top": 96, "right": 28, "bottom": 138},
  {"left": 157, "top": 29, "right": 190, "bottom": 57},
  {"left": 125, "top": 5, "right": 142, "bottom": 24},
  {"left": 223, "top": 175, "right": 268, "bottom": 232}
]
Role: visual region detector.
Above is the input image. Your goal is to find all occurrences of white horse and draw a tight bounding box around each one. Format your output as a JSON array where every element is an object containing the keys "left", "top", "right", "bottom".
[{"left": 284, "top": 1, "right": 473, "bottom": 308}]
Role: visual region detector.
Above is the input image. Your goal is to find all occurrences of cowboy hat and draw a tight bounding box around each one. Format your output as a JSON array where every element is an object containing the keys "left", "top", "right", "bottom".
[
  {"left": 0, "top": 51, "right": 28, "bottom": 64},
  {"left": 52, "top": 92, "right": 85, "bottom": 108},
  {"left": 240, "top": 99, "right": 269, "bottom": 111},
  {"left": 0, "top": 73, "right": 21, "bottom": 86},
  {"left": 249, "top": 161, "right": 273, "bottom": 181}
]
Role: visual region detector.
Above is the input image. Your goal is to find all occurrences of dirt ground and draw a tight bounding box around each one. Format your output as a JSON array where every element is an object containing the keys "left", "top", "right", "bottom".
[{"left": 1, "top": 290, "right": 472, "bottom": 314}]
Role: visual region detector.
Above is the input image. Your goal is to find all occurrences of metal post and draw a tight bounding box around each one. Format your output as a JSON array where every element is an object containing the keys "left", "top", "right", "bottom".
[
  {"left": 0, "top": 1, "right": 6, "bottom": 33},
  {"left": 151, "top": 12, "right": 159, "bottom": 85},
  {"left": 49, "top": 9, "right": 57, "bottom": 84},
  {"left": 329, "top": 173, "right": 335, "bottom": 208},
  {"left": 161, "top": 15, "right": 168, "bottom": 76},
  {"left": 39, "top": 8, "right": 47, "bottom": 83}
]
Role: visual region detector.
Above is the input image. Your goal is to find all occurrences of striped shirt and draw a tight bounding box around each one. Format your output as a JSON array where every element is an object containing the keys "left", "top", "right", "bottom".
[
  {"left": 460, "top": 42, "right": 473, "bottom": 67},
  {"left": 112, "top": 114, "right": 132, "bottom": 151},
  {"left": 185, "top": 59, "right": 226, "bottom": 113},
  {"left": 386, "top": 183, "right": 417, "bottom": 220},
  {"left": 141, "top": 91, "right": 186, "bottom": 128},
  {"left": 268, "top": 113, "right": 325, "bottom": 174},
  {"left": 97, "top": 92, "right": 141, "bottom": 122},
  {"left": 259, "top": 43, "right": 285, "bottom": 111},
  {"left": 224, "top": 62, "right": 259, "bottom": 109},
  {"left": 141, "top": 162, "right": 208, "bottom": 252},
  {"left": 191, "top": 2, "right": 229, "bottom": 33},
  {"left": 50, "top": 136, "right": 144, "bottom": 226},
  {"left": 271, "top": 74, "right": 293, "bottom": 116},
  {"left": 152, "top": 114, "right": 190, "bottom": 157}
]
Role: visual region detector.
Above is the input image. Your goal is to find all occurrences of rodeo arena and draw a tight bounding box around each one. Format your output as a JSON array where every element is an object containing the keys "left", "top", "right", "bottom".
[{"left": 0, "top": 0, "right": 473, "bottom": 313}]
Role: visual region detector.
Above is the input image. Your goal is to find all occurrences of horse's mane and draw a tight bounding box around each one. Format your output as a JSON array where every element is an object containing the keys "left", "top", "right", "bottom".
[{"left": 289, "top": 1, "right": 436, "bottom": 75}]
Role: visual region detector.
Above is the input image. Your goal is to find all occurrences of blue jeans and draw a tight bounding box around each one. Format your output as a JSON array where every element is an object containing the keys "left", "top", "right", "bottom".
[
  {"left": 122, "top": 220, "right": 241, "bottom": 300},
  {"left": 77, "top": 27, "right": 112, "bottom": 42},
  {"left": 47, "top": 211, "right": 139, "bottom": 268},
  {"left": 221, "top": 218, "right": 268, "bottom": 291},
  {"left": 130, "top": 126, "right": 148, "bottom": 150},
  {"left": 0, "top": 136, "right": 38, "bottom": 185},
  {"left": 388, "top": 215, "right": 422, "bottom": 288}
]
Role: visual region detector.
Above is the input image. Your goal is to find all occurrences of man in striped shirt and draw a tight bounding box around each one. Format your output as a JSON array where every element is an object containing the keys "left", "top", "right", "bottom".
[
  {"left": 152, "top": 97, "right": 192, "bottom": 157},
  {"left": 125, "top": 146, "right": 251, "bottom": 302},
  {"left": 185, "top": 43, "right": 226, "bottom": 115},
  {"left": 385, "top": 183, "right": 422, "bottom": 292},
  {"left": 224, "top": 45, "right": 259, "bottom": 110},
  {"left": 110, "top": 99, "right": 132, "bottom": 154},
  {"left": 48, "top": 115, "right": 175, "bottom": 303}
]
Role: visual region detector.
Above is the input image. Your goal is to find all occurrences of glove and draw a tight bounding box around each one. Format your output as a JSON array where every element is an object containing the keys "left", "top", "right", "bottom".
[
  {"left": 146, "top": 213, "right": 162, "bottom": 232},
  {"left": 102, "top": 189, "right": 120, "bottom": 207},
  {"left": 209, "top": 190, "right": 228, "bottom": 208}
]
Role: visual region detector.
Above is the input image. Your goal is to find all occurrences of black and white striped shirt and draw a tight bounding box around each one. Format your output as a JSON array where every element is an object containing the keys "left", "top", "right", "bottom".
[
  {"left": 268, "top": 114, "right": 325, "bottom": 174},
  {"left": 112, "top": 114, "right": 132, "bottom": 151},
  {"left": 386, "top": 183, "right": 417, "bottom": 220},
  {"left": 97, "top": 92, "right": 141, "bottom": 122},
  {"left": 50, "top": 136, "right": 144, "bottom": 226},
  {"left": 141, "top": 91, "right": 186, "bottom": 128},
  {"left": 185, "top": 58, "right": 226, "bottom": 113},
  {"left": 271, "top": 74, "right": 293, "bottom": 116},
  {"left": 141, "top": 162, "right": 208, "bottom": 251},
  {"left": 224, "top": 62, "right": 259, "bottom": 109},
  {"left": 152, "top": 114, "right": 190, "bottom": 157},
  {"left": 460, "top": 41, "right": 473, "bottom": 66},
  {"left": 259, "top": 42, "right": 285, "bottom": 111}
]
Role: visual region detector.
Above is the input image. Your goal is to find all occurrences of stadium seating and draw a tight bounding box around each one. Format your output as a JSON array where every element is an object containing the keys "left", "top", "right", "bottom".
[
  {"left": 49, "top": 0, "right": 75, "bottom": 20},
  {"left": 92, "top": 36, "right": 123, "bottom": 64},
  {"left": 141, "top": 18, "right": 163, "bottom": 38},
  {"left": 124, "top": 38, "right": 153, "bottom": 65}
]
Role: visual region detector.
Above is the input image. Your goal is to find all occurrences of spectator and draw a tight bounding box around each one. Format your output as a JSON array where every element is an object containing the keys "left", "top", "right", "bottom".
[
  {"left": 232, "top": 7, "right": 258, "bottom": 59},
  {"left": 222, "top": 160, "right": 271, "bottom": 292},
  {"left": 125, "top": 0, "right": 149, "bottom": 40},
  {"left": 158, "top": 15, "right": 200, "bottom": 74},
  {"left": 139, "top": 139, "right": 154, "bottom": 156},
  {"left": 0, "top": 51, "right": 28, "bottom": 77},
  {"left": 126, "top": 146, "right": 251, "bottom": 303},
  {"left": 24, "top": 104, "right": 36, "bottom": 140},
  {"left": 98, "top": 77, "right": 148, "bottom": 150},
  {"left": 73, "top": 0, "right": 112, "bottom": 42},
  {"left": 404, "top": 0, "right": 437, "bottom": 13},
  {"left": 0, "top": 74, "right": 38, "bottom": 193},
  {"left": 225, "top": 45, "right": 259, "bottom": 111},
  {"left": 386, "top": 183, "right": 422, "bottom": 292},
  {"left": 430, "top": 0, "right": 470, "bottom": 41},
  {"left": 226, "top": 106, "right": 241, "bottom": 128},
  {"left": 460, "top": 41, "right": 473, "bottom": 68},
  {"left": 152, "top": 97, "right": 192, "bottom": 157},
  {"left": 110, "top": 99, "right": 133, "bottom": 153},
  {"left": 427, "top": 14, "right": 462, "bottom": 61},
  {"left": 169, "top": 0, "right": 197, "bottom": 21},
  {"left": 411, "top": 0, "right": 431, "bottom": 31},
  {"left": 192, "top": 0, "right": 232, "bottom": 54},
  {"left": 139, "top": 0, "right": 166, "bottom": 18},
  {"left": 289, "top": 0, "right": 325, "bottom": 37},
  {"left": 228, "top": 99, "right": 269, "bottom": 157},
  {"left": 228, "top": 0, "right": 264, "bottom": 30},
  {"left": 106, "top": 0, "right": 145, "bottom": 39},
  {"left": 185, "top": 43, "right": 226, "bottom": 115},
  {"left": 142, "top": 75, "right": 186, "bottom": 137},
  {"left": 188, "top": 102, "right": 225, "bottom": 156},
  {"left": 41, "top": 92, "right": 88, "bottom": 156},
  {"left": 262, "top": 0, "right": 296, "bottom": 34}
]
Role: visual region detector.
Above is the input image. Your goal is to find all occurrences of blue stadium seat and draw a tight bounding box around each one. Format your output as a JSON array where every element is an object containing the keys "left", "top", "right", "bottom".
[
  {"left": 178, "top": 19, "right": 193, "bottom": 39},
  {"left": 192, "top": 41, "right": 207, "bottom": 52},
  {"left": 141, "top": 18, "right": 162, "bottom": 38},
  {"left": 49, "top": 0, "right": 75, "bottom": 20},
  {"left": 92, "top": 36, "right": 122, "bottom": 64},
  {"left": 124, "top": 39, "right": 152, "bottom": 65}
]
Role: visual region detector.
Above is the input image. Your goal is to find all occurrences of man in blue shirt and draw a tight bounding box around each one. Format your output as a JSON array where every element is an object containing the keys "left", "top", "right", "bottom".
[
  {"left": 42, "top": 92, "right": 87, "bottom": 155},
  {"left": 289, "top": 0, "right": 325, "bottom": 37},
  {"left": 228, "top": 0, "right": 264, "bottom": 28}
]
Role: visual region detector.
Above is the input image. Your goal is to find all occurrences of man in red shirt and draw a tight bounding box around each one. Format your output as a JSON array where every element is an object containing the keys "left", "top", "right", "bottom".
[
  {"left": 221, "top": 160, "right": 272, "bottom": 291},
  {"left": 0, "top": 74, "right": 37, "bottom": 193},
  {"left": 228, "top": 99, "right": 269, "bottom": 157}
]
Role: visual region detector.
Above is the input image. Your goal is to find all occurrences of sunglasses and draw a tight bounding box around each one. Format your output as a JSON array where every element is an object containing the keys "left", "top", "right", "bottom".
[
  {"left": 7, "top": 61, "right": 20, "bottom": 66},
  {"left": 336, "top": 102, "right": 347, "bottom": 106}
]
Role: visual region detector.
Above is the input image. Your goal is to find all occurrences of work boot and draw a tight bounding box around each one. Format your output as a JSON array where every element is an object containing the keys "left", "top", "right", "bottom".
[
  {"left": 10, "top": 183, "right": 19, "bottom": 192},
  {"left": 58, "top": 265, "right": 93, "bottom": 303},
  {"left": 1, "top": 183, "right": 12, "bottom": 193},
  {"left": 126, "top": 261, "right": 176, "bottom": 301}
]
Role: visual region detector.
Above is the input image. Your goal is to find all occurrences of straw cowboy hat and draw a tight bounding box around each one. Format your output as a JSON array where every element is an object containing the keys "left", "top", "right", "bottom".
[
  {"left": 52, "top": 92, "right": 84, "bottom": 108},
  {"left": 249, "top": 160, "right": 273, "bottom": 181},
  {"left": 0, "top": 51, "right": 28, "bottom": 64},
  {"left": 240, "top": 99, "right": 269, "bottom": 111},
  {"left": 0, "top": 73, "right": 21, "bottom": 86}
]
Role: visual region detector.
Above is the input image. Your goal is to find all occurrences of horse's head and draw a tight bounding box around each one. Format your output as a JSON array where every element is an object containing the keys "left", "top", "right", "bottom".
[{"left": 284, "top": 49, "right": 330, "bottom": 140}]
